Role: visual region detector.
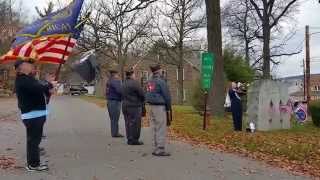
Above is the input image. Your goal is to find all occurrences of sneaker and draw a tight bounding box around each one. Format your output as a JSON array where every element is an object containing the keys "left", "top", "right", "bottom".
[
  {"left": 26, "top": 164, "right": 49, "bottom": 172},
  {"left": 152, "top": 151, "right": 171, "bottom": 157},
  {"left": 112, "top": 134, "right": 124, "bottom": 138},
  {"left": 128, "top": 141, "right": 144, "bottom": 145}
]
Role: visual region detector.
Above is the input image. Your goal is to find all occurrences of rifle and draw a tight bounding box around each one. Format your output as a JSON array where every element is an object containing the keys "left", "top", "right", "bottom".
[{"left": 166, "top": 108, "right": 173, "bottom": 127}]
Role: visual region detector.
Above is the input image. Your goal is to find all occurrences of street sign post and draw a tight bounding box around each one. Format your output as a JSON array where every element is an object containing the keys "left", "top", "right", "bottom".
[{"left": 201, "top": 52, "right": 215, "bottom": 130}]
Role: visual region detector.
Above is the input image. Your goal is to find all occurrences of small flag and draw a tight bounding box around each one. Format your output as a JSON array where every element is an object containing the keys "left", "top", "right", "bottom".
[{"left": 73, "top": 50, "right": 99, "bottom": 83}]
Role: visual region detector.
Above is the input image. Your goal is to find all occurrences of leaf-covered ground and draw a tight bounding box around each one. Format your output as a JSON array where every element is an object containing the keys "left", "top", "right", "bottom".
[
  {"left": 81, "top": 96, "right": 320, "bottom": 177},
  {"left": 170, "top": 106, "right": 320, "bottom": 177}
]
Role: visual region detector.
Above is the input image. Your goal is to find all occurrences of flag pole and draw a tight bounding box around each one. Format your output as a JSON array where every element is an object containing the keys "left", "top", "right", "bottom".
[
  {"left": 54, "top": 12, "right": 91, "bottom": 81},
  {"left": 55, "top": 35, "right": 72, "bottom": 81}
]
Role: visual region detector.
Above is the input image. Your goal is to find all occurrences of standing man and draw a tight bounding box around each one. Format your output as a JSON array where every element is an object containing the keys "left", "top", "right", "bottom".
[
  {"left": 146, "top": 65, "right": 172, "bottom": 157},
  {"left": 14, "top": 59, "right": 54, "bottom": 172},
  {"left": 106, "top": 70, "right": 124, "bottom": 138},
  {"left": 228, "top": 82, "right": 243, "bottom": 131},
  {"left": 122, "top": 69, "right": 145, "bottom": 145}
]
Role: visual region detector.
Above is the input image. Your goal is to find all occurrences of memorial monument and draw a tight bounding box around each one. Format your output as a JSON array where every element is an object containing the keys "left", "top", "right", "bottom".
[{"left": 247, "top": 80, "right": 291, "bottom": 131}]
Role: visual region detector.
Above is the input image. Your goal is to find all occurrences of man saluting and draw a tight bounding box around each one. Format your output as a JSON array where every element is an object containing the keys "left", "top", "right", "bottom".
[{"left": 14, "top": 59, "right": 54, "bottom": 172}]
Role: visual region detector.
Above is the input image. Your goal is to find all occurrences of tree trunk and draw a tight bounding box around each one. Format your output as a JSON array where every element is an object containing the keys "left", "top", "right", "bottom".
[
  {"left": 245, "top": 38, "right": 250, "bottom": 65},
  {"left": 244, "top": 0, "right": 250, "bottom": 65},
  {"left": 177, "top": 0, "right": 186, "bottom": 105},
  {"left": 262, "top": 17, "right": 271, "bottom": 79},
  {"left": 177, "top": 65, "right": 184, "bottom": 105},
  {"left": 205, "top": 0, "right": 225, "bottom": 117}
]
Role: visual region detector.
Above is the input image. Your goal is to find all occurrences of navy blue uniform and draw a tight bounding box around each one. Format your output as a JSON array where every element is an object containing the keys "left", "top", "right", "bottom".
[
  {"left": 228, "top": 89, "right": 242, "bottom": 131},
  {"left": 106, "top": 78, "right": 122, "bottom": 137},
  {"left": 122, "top": 78, "right": 145, "bottom": 144}
]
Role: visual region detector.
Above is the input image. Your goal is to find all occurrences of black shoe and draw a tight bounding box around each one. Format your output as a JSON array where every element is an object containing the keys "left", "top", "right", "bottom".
[
  {"left": 128, "top": 141, "right": 144, "bottom": 145},
  {"left": 26, "top": 164, "right": 49, "bottom": 172},
  {"left": 112, "top": 134, "right": 124, "bottom": 138},
  {"left": 152, "top": 151, "right": 171, "bottom": 157}
]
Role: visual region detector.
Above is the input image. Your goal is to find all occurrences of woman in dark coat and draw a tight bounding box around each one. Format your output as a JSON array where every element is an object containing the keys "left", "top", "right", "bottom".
[{"left": 228, "top": 82, "right": 243, "bottom": 131}]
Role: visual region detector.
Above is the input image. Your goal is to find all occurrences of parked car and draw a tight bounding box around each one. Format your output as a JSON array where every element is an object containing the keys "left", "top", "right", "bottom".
[{"left": 69, "top": 85, "right": 88, "bottom": 95}]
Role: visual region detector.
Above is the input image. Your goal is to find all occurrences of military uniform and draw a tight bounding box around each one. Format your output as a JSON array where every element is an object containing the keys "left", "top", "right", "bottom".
[
  {"left": 146, "top": 65, "right": 172, "bottom": 156},
  {"left": 229, "top": 88, "right": 243, "bottom": 131},
  {"left": 122, "top": 71, "right": 145, "bottom": 145}
]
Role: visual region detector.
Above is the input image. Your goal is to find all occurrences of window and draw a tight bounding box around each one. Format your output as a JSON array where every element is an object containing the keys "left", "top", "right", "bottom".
[
  {"left": 142, "top": 71, "right": 149, "bottom": 81},
  {"left": 161, "top": 70, "right": 167, "bottom": 80},
  {"left": 176, "top": 68, "right": 185, "bottom": 81},
  {"left": 183, "top": 89, "right": 187, "bottom": 102},
  {"left": 3, "top": 70, "right": 8, "bottom": 81}
]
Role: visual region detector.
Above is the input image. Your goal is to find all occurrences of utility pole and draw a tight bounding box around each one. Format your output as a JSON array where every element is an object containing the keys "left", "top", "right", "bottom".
[
  {"left": 303, "top": 59, "right": 306, "bottom": 99},
  {"left": 305, "top": 25, "right": 311, "bottom": 106}
]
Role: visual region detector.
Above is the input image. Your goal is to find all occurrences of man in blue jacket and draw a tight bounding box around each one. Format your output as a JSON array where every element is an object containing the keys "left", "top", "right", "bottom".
[
  {"left": 106, "top": 70, "right": 124, "bottom": 138},
  {"left": 14, "top": 60, "right": 54, "bottom": 172},
  {"left": 146, "top": 65, "right": 172, "bottom": 156}
]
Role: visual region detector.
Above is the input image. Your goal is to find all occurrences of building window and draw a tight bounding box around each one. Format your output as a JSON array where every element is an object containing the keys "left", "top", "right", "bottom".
[
  {"left": 142, "top": 71, "right": 149, "bottom": 81},
  {"left": 161, "top": 70, "right": 167, "bottom": 80},
  {"left": 176, "top": 68, "right": 185, "bottom": 81},
  {"left": 3, "top": 70, "right": 8, "bottom": 81},
  {"left": 183, "top": 89, "right": 187, "bottom": 102}
]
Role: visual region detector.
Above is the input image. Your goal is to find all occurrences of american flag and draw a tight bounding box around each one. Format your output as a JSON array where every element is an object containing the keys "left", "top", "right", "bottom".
[{"left": 0, "top": 36, "right": 77, "bottom": 64}]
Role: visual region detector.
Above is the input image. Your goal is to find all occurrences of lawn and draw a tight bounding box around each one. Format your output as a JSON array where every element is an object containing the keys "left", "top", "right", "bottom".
[{"left": 81, "top": 96, "right": 320, "bottom": 177}]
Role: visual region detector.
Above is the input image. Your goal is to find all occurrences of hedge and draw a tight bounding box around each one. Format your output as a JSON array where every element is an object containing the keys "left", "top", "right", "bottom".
[{"left": 310, "top": 100, "right": 320, "bottom": 127}]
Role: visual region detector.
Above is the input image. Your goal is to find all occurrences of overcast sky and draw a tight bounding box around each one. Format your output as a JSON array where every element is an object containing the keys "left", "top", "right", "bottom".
[{"left": 22, "top": 0, "right": 320, "bottom": 78}]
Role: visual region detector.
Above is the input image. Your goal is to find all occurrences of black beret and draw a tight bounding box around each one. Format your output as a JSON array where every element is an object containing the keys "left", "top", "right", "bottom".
[
  {"left": 14, "top": 59, "right": 34, "bottom": 70},
  {"left": 150, "top": 64, "right": 161, "bottom": 73}
]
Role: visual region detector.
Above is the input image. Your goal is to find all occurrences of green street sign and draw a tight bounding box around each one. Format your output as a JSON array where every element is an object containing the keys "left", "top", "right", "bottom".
[{"left": 201, "top": 52, "right": 215, "bottom": 90}]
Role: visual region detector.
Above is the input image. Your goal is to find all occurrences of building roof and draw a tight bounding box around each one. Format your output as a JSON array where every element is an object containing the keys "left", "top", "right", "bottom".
[
  {"left": 278, "top": 73, "right": 320, "bottom": 81},
  {"left": 291, "top": 91, "right": 320, "bottom": 97}
]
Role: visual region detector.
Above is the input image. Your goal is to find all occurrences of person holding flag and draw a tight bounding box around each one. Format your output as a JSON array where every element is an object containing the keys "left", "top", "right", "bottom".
[
  {"left": 0, "top": 0, "right": 86, "bottom": 172},
  {"left": 15, "top": 59, "right": 55, "bottom": 171}
]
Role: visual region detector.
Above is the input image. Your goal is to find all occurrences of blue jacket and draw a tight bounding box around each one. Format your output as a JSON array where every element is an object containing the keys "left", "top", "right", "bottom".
[
  {"left": 146, "top": 73, "right": 171, "bottom": 110},
  {"left": 106, "top": 78, "right": 122, "bottom": 101},
  {"left": 228, "top": 89, "right": 242, "bottom": 111}
]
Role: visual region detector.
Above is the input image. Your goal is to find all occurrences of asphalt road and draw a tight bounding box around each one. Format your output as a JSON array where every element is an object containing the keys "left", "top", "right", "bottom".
[{"left": 0, "top": 96, "right": 311, "bottom": 180}]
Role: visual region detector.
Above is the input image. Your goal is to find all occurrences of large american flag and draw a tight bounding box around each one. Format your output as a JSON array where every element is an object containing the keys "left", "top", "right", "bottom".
[{"left": 0, "top": 36, "right": 77, "bottom": 64}]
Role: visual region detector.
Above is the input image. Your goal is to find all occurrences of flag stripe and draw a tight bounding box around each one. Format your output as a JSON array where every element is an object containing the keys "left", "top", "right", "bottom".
[
  {"left": 13, "top": 45, "right": 23, "bottom": 56},
  {"left": 25, "top": 46, "right": 33, "bottom": 57},
  {"left": 1, "top": 36, "right": 77, "bottom": 64}
]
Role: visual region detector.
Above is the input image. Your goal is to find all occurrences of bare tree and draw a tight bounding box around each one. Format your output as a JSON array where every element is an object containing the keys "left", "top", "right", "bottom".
[
  {"left": 35, "top": 2, "right": 54, "bottom": 17},
  {"left": 153, "top": 0, "right": 205, "bottom": 105},
  {"left": 205, "top": 0, "right": 225, "bottom": 116},
  {"left": 78, "top": 0, "right": 154, "bottom": 79},
  {"left": 222, "top": 0, "right": 261, "bottom": 65},
  {"left": 249, "top": 0, "right": 300, "bottom": 78},
  {"left": 0, "top": 0, "right": 23, "bottom": 54}
]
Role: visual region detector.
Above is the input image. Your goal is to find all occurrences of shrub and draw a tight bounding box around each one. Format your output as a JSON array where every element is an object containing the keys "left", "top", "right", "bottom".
[
  {"left": 191, "top": 80, "right": 205, "bottom": 112},
  {"left": 309, "top": 100, "right": 320, "bottom": 127}
]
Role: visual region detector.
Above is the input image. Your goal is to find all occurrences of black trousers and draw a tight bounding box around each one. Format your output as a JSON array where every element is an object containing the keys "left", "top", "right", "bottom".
[
  {"left": 23, "top": 116, "right": 46, "bottom": 167},
  {"left": 123, "top": 106, "right": 142, "bottom": 143},
  {"left": 231, "top": 104, "right": 243, "bottom": 131}
]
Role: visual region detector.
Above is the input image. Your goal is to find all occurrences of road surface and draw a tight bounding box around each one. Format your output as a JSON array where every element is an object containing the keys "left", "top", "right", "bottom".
[{"left": 0, "top": 96, "right": 311, "bottom": 180}]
